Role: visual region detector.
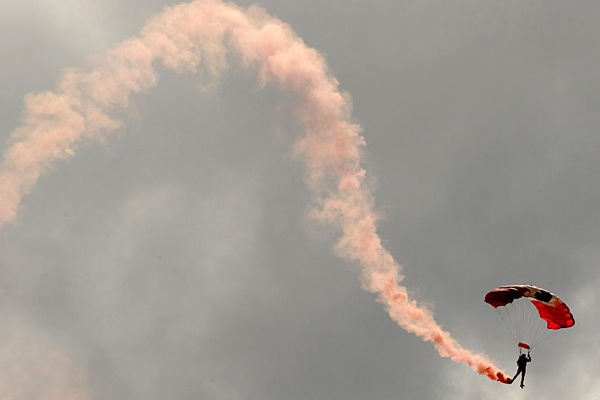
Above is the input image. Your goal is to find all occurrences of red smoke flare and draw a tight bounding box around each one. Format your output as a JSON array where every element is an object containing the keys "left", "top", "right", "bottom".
[{"left": 0, "top": 0, "right": 510, "bottom": 385}]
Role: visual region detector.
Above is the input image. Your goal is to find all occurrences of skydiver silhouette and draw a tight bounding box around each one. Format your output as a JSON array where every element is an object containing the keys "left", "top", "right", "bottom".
[{"left": 510, "top": 351, "right": 531, "bottom": 388}]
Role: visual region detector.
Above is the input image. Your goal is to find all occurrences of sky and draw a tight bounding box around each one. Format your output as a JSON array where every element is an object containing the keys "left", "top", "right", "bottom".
[{"left": 1, "top": 0, "right": 599, "bottom": 399}]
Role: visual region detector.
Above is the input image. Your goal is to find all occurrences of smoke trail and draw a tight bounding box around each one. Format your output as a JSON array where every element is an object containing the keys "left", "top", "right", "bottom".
[
  {"left": 0, "top": 0, "right": 510, "bottom": 384},
  {"left": 0, "top": 309, "right": 90, "bottom": 399}
]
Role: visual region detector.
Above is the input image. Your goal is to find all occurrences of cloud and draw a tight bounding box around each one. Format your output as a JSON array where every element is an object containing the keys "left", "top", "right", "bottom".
[{"left": 0, "top": 308, "right": 90, "bottom": 400}]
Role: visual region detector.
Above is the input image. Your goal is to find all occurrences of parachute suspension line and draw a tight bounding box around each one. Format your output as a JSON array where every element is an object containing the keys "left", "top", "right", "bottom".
[
  {"left": 495, "top": 298, "right": 554, "bottom": 348},
  {"left": 523, "top": 299, "right": 541, "bottom": 346},
  {"left": 517, "top": 298, "right": 556, "bottom": 348},
  {"left": 515, "top": 302, "right": 523, "bottom": 340},
  {"left": 530, "top": 314, "right": 547, "bottom": 346},
  {"left": 506, "top": 304, "right": 521, "bottom": 344},
  {"left": 523, "top": 300, "right": 536, "bottom": 345},
  {"left": 513, "top": 300, "right": 525, "bottom": 342},
  {"left": 502, "top": 304, "right": 517, "bottom": 341},
  {"left": 529, "top": 300, "right": 554, "bottom": 347},
  {"left": 485, "top": 285, "right": 574, "bottom": 351},
  {"left": 517, "top": 301, "right": 532, "bottom": 340},
  {"left": 532, "top": 329, "right": 558, "bottom": 349},
  {"left": 497, "top": 307, "right": 515, "bottom": 343},
  {"left": 503, "top": 305, "right": 514, "bottom": 340},
  {"left": 510, "top": 302, "right": 522, "bottom": 342},
  {"left": 495, "top": 307, "right": 518, "bottom": 344},
  {"left": 534, "top": 315, "right": 558, "bottom": 348}
]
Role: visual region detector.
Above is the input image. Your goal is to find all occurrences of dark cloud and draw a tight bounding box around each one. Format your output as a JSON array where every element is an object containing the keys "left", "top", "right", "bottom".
[{"left": 1, "top": 1, "right": 599, "bottom": 399}]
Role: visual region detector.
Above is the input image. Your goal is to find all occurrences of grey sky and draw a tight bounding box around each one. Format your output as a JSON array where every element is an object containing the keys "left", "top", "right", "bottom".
[{"left": 1, "top": 1, "right": 599, "bottom": 399}]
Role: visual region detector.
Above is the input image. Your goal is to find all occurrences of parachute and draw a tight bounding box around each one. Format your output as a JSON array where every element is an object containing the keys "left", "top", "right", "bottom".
[{"left": 484, "top": 285, "right": 574, "bottom": 350}]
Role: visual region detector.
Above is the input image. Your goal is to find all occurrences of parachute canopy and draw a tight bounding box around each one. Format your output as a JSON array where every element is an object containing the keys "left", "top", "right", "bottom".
[
  {"left": 485, "top": 285, "right": 574, "bottom": 329},
  {"left": 484, "top": 285, "right": 574, "bottom": 348}
]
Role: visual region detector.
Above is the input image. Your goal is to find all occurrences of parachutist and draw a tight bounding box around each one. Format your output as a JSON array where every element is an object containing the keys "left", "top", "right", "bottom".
[{"left": 511, "top": 352, "right": 531, "bottom": 389}]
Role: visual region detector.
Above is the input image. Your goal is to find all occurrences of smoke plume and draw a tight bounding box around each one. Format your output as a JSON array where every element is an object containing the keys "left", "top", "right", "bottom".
[
  {"left": 0, "top": 0, "right": 510, "bottom": 384},
  {"left": 0, "top": 308, "right": 90, "bottom": 399}
]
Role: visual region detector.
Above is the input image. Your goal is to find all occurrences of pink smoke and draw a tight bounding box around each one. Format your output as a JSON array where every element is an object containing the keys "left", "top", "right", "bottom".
[{"left": 0, "top": 0, "right": 510, "bottom": 384}]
